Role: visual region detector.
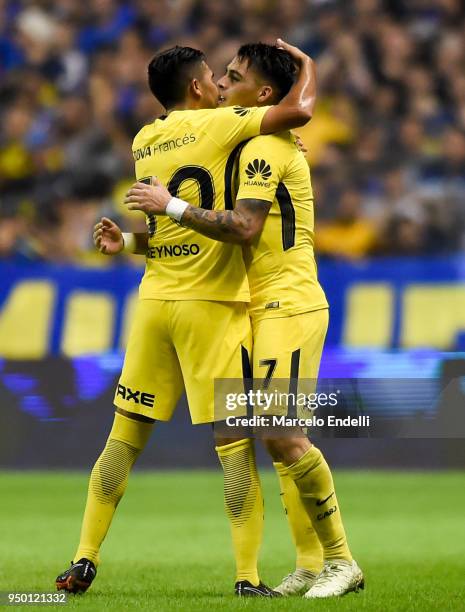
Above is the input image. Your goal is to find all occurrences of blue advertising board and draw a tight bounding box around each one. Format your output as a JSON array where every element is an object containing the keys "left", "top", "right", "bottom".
[{"left": 1, "top": 257, "right": 464, "bottom": 357}]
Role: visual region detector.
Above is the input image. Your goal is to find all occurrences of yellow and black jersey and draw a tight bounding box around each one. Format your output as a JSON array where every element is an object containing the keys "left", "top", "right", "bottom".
[
  {"left": 236, "top": 132, "right": 328, "bottom": 320},
  {"left": 133, "top": 105, "right": 270, "bottom": 302}
]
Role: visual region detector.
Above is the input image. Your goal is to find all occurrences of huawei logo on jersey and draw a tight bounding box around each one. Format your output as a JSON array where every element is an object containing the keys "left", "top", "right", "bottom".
[
  {"left": 233, "top": 106, "right": 250, "bottom": 116},
  {"left": 245, "top": 159, "right": 272, "bottom": 187}
]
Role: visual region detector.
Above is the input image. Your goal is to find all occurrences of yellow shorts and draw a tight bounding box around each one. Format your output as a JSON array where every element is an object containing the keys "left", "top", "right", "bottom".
[
  {"left": 114, "top": 299, "right": 252, "bottom": 424},
  {"left": 251, "top": 308, "right": 329, "bottom": 417},
  {"left": 252, "top": 309, "right": 328, "bottom": 378}
]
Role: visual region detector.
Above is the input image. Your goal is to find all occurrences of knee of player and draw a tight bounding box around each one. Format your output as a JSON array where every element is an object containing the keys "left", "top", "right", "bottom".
[
  {"left": 214, "top": 434, "right": 248, "bottom": 448},
  {"left": 263, "top": 436, "right": 310, "bottom": 464}
]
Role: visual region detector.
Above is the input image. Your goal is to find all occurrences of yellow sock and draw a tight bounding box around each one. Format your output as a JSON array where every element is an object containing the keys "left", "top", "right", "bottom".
[
  {"left": 73, "top": 412, "right": 153, "bottom": 565},
  {"left": 274, "top": 462, "right": 323, "bottom": 574},
  {"left": 286, "top": 446, "right": 352, "bottom": 562},
  {"left": 216, "top": 439, "right": 263, "bottom": 585}
]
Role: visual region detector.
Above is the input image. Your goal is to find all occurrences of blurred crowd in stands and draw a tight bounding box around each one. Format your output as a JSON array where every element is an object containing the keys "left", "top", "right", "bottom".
[{"left": 1, "top": 0, "right": 465, "bottom": 263}]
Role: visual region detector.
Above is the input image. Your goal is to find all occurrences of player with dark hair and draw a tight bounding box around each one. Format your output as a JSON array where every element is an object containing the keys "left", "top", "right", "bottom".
[
  {"left": 124, "top": 41, "right": 364, "bottom": 599},
  {"left": 233, "top": 42, "right": 297, "bottom": 100},
  {"left": 147, "top": 47, "right": 207, "bottom": 108},
  {"left": 55, "top": 40, "right": 317, "bottom": 597}
]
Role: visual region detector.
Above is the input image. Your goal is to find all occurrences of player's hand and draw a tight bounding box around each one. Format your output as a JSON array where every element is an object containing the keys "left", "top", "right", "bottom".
[
  {"left": 124, "top": 177, "right": 172, "bottom": 215},
  {"left": 93, "top": 217, "right": 124, "bottom": 255},
  {"left": 276, "top": 38, "right": 311, "bottom": 68}
]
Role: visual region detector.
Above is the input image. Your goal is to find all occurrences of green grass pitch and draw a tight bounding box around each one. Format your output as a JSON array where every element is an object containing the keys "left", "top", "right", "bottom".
[{"left": 1, "top": 470, "right": 464, "bottom": 611}]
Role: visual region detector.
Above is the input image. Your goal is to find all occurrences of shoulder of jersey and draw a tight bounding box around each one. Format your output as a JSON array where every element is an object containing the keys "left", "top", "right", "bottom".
[
  {"left": 199, "top": 107, "right": 240, "bottom": 121},
  {"left": 133, "top": 121, "right": 156, "bottom": 145},
  {"left": 242, "top": 131, "right": 291, "bottom": 153},
  {"left": 194, "top": 106, "right": 257, "bottom": 117}
]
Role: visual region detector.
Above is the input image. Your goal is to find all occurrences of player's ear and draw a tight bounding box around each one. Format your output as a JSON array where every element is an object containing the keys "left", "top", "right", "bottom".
[
  {"left": 257, "top": 85, "right": 273, "bottom": 104},
  {"left": 190, "top": 77, "right": 202, "bottom": 99}
]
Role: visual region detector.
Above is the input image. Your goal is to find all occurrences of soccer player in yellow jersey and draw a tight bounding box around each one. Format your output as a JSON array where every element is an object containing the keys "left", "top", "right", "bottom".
[
  {"left": 128, "top": 43, "right": 364, "bottom": 599},
  {"left": 55, "top": 41, "right": 317, "bottom": 597}
]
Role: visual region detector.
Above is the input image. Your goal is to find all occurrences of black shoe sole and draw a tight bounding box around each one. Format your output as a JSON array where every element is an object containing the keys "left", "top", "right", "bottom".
[{"left": 56, "top": 575, "right": 92, "bottom": 594}]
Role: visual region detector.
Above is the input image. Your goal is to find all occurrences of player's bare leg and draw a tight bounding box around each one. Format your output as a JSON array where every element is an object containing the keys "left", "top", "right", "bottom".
[
  {"left": 263, "top": 435, "right": 364, "bottom": 598},
  {"left": 56, "top": 409, "right": 154, "bottom": 594}
]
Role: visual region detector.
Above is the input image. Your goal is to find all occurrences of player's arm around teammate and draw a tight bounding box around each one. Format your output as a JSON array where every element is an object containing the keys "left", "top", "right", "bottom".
[{"left": 125, "top": 179, "right": 271, "bottom": 245}]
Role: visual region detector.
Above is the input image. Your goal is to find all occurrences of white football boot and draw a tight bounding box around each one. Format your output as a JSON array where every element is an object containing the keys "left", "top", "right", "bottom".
[
  {"left": 274, "top": 568, "right": 317, "bottom": 596},
  {"left": 304, "top": 559, "right": 364, "bottom": 598}
]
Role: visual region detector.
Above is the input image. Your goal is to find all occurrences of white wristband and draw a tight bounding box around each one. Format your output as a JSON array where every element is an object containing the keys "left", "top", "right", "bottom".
[
  {"left": 122, "top": 232, "right": 136, "bottom": 253},
  {"left": 166, "top": 197, "right": 189, "bottom": 222}
]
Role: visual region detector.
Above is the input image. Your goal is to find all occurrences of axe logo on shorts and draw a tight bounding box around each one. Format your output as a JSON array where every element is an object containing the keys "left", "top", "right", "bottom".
[{"left": 116, "top": 384, "right": 155, "bottom": 407}]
